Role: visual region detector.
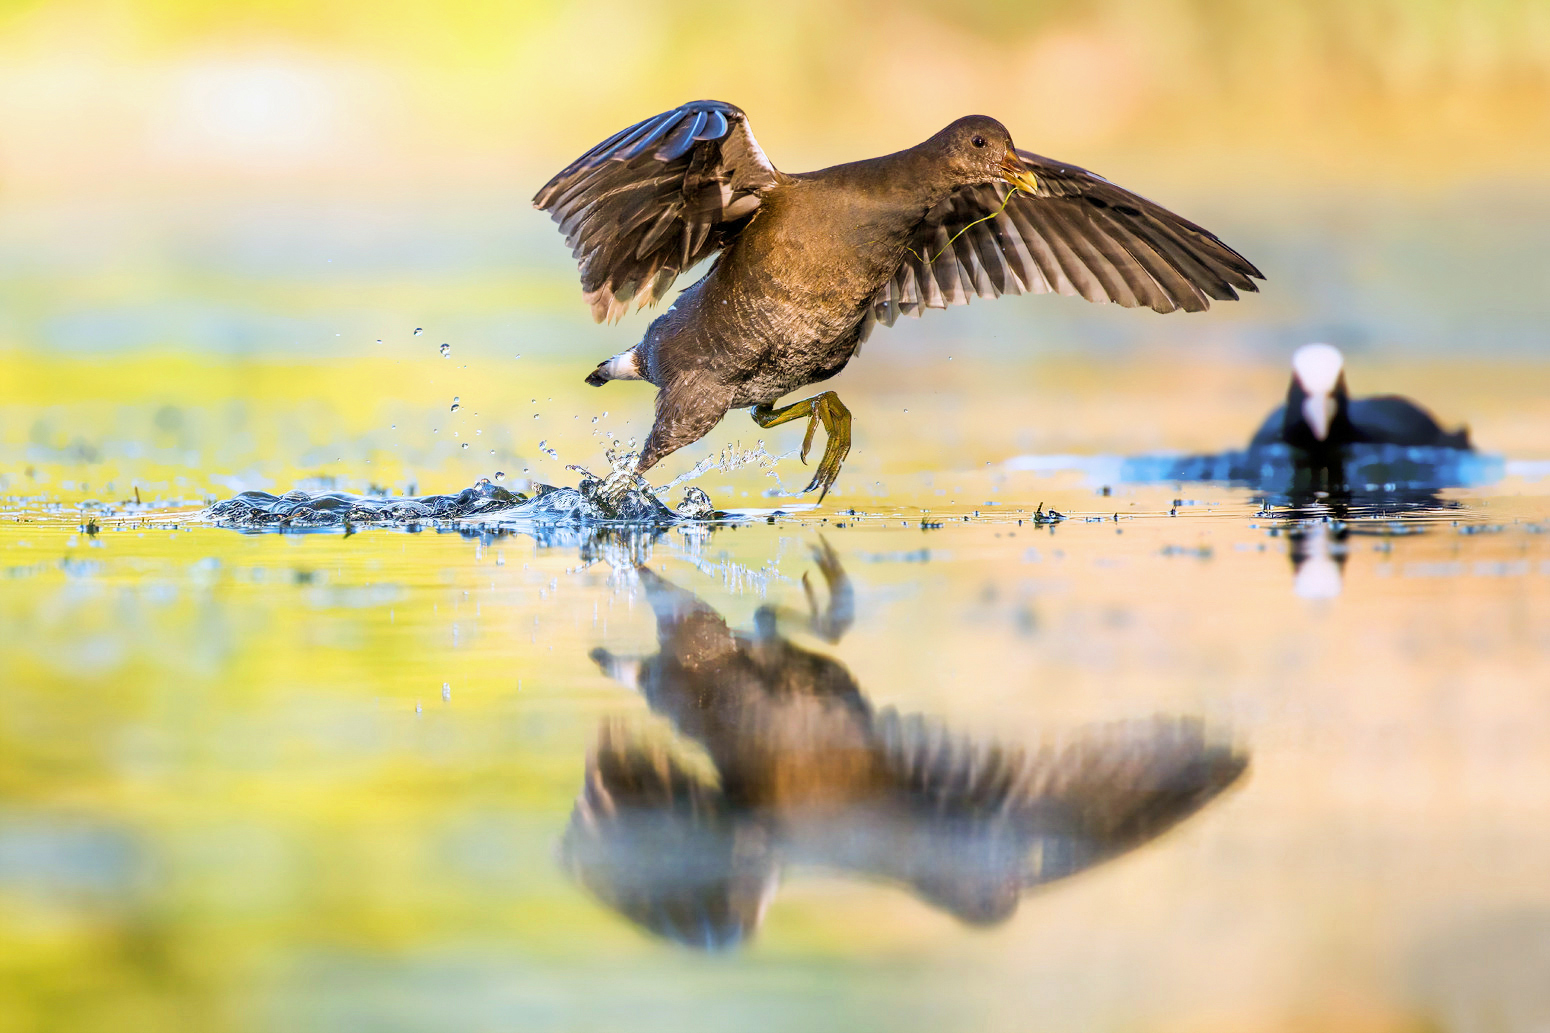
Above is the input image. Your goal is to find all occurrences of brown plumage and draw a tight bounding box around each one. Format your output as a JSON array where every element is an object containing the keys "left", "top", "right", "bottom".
[
  {"left": 536, "top": 100, "right": 1264, "bottom": 500},
  {"left": 561, "top": 545, "right": 1248, "bottom": 949}
]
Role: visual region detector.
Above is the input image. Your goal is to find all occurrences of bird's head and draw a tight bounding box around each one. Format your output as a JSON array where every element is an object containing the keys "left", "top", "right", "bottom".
[
  {"left": 1290, "top": 342, "right": 1348, "bottom": 442},
  {"left": 932, "top": 115, "right": 1039, "bottom": 195}
]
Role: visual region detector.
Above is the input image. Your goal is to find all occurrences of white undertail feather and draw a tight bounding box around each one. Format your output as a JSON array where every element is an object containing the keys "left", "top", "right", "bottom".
[
  {"left": 593, "top": 347, "right": 643, "bottom": 383},
  {"left": 592, "top": 649, "right": 644, "bottom": 691}
]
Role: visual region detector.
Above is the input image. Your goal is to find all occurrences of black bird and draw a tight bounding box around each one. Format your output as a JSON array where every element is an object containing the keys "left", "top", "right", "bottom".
[
  {"left": 536, "top": 100, "right": 1264, "bottom": 501},
  {"left": 562, "top": 544, "right": 1248, "bottom": 949},
  {"left": 1250, "top": 343, "right": 1472, "bottom": 457}
]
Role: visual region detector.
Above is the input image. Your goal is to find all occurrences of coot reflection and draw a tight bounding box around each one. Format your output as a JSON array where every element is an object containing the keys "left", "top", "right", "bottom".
[
  {"left": 1287, "top": 520, "right": 1349, "bottom": 600},
  {"left": 562, "top": 543, "right": 1247, "bottom": 949}
]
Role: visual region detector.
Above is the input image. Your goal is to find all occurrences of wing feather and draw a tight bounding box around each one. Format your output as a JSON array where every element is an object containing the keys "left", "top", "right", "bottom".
[
  {"left": 872, "top": 150, "right": 1262, "bottom": 326},
  {"left": 535, "top": 100, "right": 783, "bottom": 323}
]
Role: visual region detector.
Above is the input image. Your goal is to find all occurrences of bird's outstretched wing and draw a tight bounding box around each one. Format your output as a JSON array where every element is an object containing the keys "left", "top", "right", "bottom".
[
  {"left": 872, "top": 151, "right": 1264, "bottom": 323},
  {"left": 534, "top": 100, "right": 784, "bottom": 323},
  {"left": 857, "top": 712, "right": 1247, "bottom": 922}
]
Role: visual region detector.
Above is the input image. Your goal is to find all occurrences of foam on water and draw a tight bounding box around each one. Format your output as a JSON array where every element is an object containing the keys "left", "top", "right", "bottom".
[{"left": 202, "top": 477, "right": 720, "bottom": 529}]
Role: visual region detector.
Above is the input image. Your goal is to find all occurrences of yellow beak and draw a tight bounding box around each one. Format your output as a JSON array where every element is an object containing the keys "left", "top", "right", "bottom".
[{"left": 1000, "top": 151, "right": 1040, "bottom": 195}]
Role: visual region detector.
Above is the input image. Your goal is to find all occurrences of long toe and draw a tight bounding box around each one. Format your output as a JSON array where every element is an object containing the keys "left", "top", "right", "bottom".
[
  {"left": 803, "top": 396, "right": 852, "bottom": 501},
  {"left": 804, "top": 442, "right": 848, "bottom": 500}
]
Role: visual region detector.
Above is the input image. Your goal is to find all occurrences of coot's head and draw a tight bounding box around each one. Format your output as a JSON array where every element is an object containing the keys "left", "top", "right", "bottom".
[{"left": 1289, "top": 343, "right": 1348, "bottom": 442}]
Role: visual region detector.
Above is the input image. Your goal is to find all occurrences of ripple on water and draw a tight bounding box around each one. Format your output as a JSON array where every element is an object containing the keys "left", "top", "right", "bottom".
[{"left": 1119, "top": 444, "right": 1504, "bottom": 516}]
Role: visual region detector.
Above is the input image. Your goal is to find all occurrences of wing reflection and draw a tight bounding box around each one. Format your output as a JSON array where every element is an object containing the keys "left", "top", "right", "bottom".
[{"left": 563, "top": 543, "right": 1248, "bottom": 949}]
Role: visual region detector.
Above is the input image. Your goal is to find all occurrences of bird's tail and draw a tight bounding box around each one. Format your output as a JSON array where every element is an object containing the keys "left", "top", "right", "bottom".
[{"left": 585, "top": 347, "right": 643, "bottom": 387}]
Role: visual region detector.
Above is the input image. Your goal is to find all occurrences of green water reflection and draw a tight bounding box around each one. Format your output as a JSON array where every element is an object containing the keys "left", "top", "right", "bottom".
[{"left": 5, "top": 444, "right": 1550, "bottom": 1031}]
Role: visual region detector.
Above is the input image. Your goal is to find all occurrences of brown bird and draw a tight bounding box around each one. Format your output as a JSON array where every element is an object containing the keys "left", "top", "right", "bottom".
[
  {"left": 562, "top": 544, "right": 1248, "bottom": 949},
  {"left": 536, "top": 100, "right": 1264, "bottom": 501}
]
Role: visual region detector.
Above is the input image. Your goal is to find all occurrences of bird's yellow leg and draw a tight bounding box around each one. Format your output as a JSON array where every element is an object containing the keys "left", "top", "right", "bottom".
[{"left": 750, "top": 391, "right": 852, "bottom": 501}]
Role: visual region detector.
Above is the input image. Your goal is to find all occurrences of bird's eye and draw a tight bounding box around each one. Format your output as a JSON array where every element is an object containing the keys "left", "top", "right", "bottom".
[{"left": 971, "top": 135, "right": 986, "bottom": 148}]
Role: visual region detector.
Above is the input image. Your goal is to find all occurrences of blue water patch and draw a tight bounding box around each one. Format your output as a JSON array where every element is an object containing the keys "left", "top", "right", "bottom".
[{"left": 1119, "top": 443, "right": 1502, "bottom": 491}]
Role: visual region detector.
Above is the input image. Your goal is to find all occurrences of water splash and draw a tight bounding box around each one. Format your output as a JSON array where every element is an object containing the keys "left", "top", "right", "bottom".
[
  {"left": 676, "top": 486, "right": 715, "bottom": 519},
  {"left": 654, "top": 440, "right": 792, "bottom": 494},
  {"left": 203, "top": 472, "right": 723, "bottom": 530}
]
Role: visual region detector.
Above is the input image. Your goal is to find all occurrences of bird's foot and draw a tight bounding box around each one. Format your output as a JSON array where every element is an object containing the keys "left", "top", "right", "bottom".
[
  {"left": 750, "top": 391, "right": 852, "bottom": 502},
  {"left": 799, "top": 392, "right": 851, "bottom": 500},
  {"left": 801, "top": 536, "right": 853, "bottom": 642}
]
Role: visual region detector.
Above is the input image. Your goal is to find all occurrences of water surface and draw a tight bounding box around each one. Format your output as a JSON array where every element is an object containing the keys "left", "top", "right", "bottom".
[{"left": 3, "top": 353, "right": 1550, "bottom": 1032}]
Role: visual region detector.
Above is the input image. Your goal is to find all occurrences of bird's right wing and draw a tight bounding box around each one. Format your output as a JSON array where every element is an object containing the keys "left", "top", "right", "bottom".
[
  {"left": 850, "top": 712, "right": 1248, "bottom": 922},
  {"left": 534, "top": 100, "right": 785, "bottom": 323}
]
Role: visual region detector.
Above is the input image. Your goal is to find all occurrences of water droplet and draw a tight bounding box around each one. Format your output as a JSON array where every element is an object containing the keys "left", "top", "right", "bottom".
[
  {"left": 494, "top": 471, "right": 505, "bottom": 482},
  {"left": 450, "top": 397, "right": 460, "bottom": 411},
  {"left": 461, "top": 443, "right": 469, "bottom": 449},
  {"left": 440, "top": 342, "right": 451, "bottom": 357},
  {"left": 413, "top": 328, "right": 423, "bottom": 336},
  {"left": 376, "top": 339, "right": 382, "bottom": 344},
  {"left": 390, "top": 424, "right": 396, "bottom": 429},
  {"left": 415, "top": 700, "right": 423, "bottom": 714},
  {"left": 532, "top": 414, "right": 539, "bottom": 419},
  {"left": 591, "top": 416, "right": 598, "bottom": 423},
  {"left": 442, "top": 682, "right": 451, "bottom": 702}
]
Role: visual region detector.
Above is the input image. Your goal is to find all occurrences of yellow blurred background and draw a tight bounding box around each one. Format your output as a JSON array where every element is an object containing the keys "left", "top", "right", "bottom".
[
  {"left": 4, "top": 0, "right": 1549, "bottom": 375},
  {"left": 5, "top": 7, "right": 1550, "bottom": 1033},
  {"left": 5, "top": 0, "right": 1550, "bottom": 198},
  {"left": 4, "top": 0, "right": 1549, "bottom": 500}
]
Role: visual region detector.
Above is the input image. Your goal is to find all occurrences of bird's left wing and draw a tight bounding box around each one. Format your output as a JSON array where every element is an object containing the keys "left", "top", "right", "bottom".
[
  {"left": 534, "top": 100, "right": 785, "bottom": 323},
  {"left": 871, "top": 150, "right": 1264, "bottom": 324}
]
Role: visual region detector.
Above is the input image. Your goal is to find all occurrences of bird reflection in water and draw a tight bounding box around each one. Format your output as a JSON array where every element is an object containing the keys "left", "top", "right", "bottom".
[
  {"left": 561, "top": 543, "right": 1248, "bottom": 949},
  {"left": 1287, "top": 520, "right": 1349, "bottom": 600}
]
